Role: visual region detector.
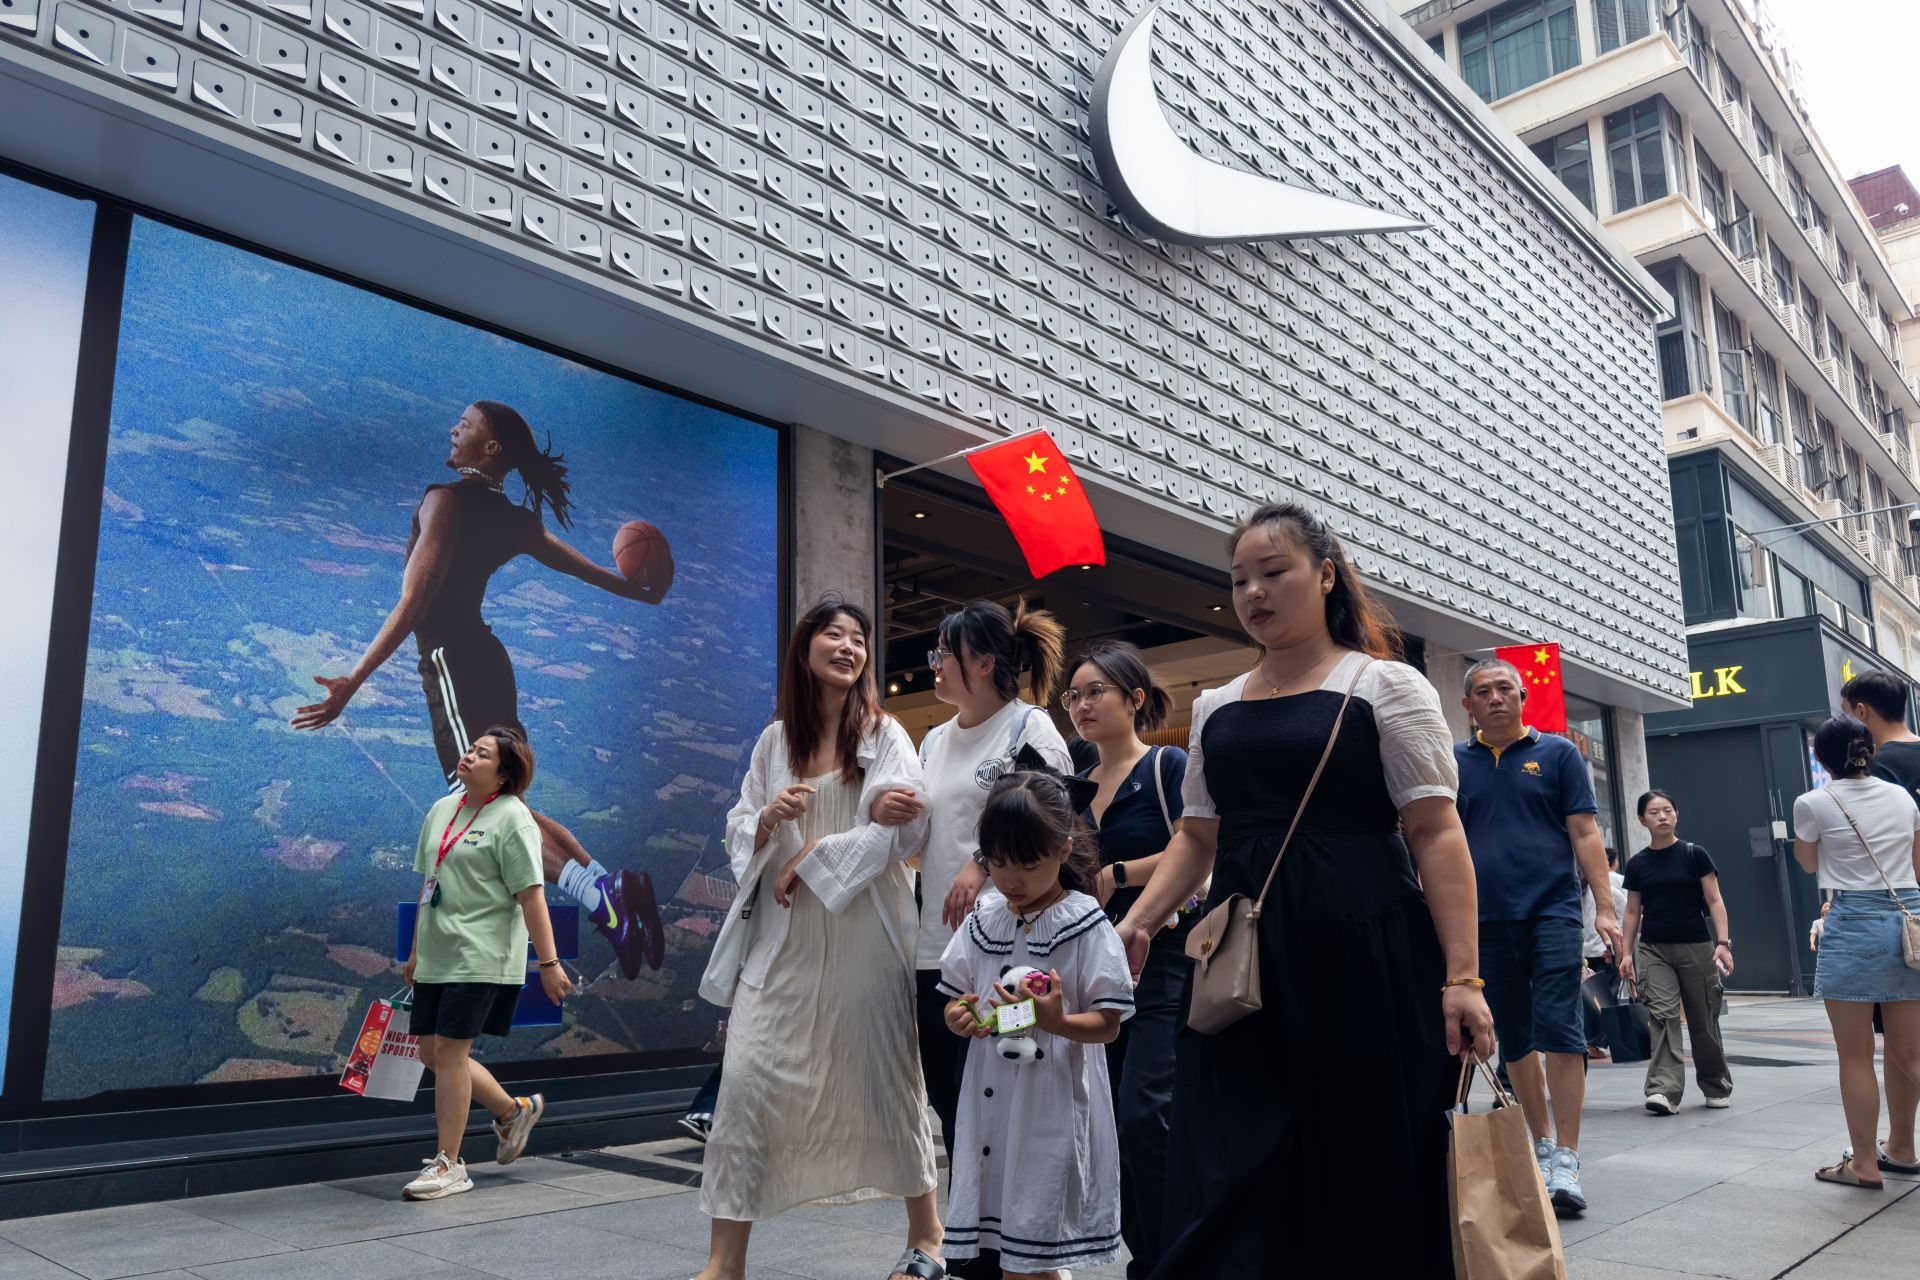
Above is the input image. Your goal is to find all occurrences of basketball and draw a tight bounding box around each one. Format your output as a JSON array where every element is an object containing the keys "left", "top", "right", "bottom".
[{"left": 614, "top": 519, "right": 673, "bottom": 592}]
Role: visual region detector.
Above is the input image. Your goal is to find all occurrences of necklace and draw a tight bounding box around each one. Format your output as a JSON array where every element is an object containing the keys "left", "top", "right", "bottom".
[
  {"left": 1015, "top": 886, "right": 1067, "bottom": 931},
  {"left": 1260, "top": 646, "right": 1339, "bottom": 698},
  {"left": 458, "top": 466, "right": 505, "bottom": 492}
]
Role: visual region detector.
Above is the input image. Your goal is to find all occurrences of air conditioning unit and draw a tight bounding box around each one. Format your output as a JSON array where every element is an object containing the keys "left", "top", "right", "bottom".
[{"left": 1757, "top": 442, "right": 1802, "bottom": 491}]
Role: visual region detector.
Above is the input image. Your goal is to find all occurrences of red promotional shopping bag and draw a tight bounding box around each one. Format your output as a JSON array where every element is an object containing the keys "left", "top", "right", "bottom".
[{"left": 340, "top": 991, "right": 425, "bottom": 1101}]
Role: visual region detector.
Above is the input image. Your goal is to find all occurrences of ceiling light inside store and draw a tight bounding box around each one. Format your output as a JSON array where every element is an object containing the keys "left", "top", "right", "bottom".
[
  {"left": 888, "top": 682, "right": 900, "bottom": 694},
  {"left": 913, "top": 511, "right": 926, "bottom": 519}
]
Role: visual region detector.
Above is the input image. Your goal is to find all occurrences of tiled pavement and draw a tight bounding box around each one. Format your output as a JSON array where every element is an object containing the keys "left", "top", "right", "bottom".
[{"left": 3, "top": 998, "right": 1917, "bottom": 1279}]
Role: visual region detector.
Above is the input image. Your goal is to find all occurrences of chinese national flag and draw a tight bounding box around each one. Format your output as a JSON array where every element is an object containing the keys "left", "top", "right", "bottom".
[
  {"left": 1495, "top": 641, "right": 1568, "bottom": 735},
  {"left": 966, "top": 432, "right": 1106, "bottom": 578}
]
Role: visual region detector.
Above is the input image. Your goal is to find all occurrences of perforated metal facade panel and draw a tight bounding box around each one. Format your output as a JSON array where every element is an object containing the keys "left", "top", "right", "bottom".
[{"left": 0, "top": 0, "right": 1687, "bottom": 699}]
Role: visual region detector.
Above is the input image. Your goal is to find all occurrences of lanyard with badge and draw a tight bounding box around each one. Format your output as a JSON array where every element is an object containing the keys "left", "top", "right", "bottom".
[{"left": 421, "top": 792, "right": 497, "bottom": 908}]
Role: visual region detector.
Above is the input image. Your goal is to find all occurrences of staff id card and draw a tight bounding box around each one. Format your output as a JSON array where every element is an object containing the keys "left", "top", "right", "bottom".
[{"left": 419, "top": 877, "right": 440, "bottom": 908}]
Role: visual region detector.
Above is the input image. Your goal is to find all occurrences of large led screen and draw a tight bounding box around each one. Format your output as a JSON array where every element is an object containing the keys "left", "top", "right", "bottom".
[
  {"left": 42, "top": 217, "right": 777, "bottom": 1098},
  {"left": 0, "top": 171, "right": 95, "bottom": 1093}
]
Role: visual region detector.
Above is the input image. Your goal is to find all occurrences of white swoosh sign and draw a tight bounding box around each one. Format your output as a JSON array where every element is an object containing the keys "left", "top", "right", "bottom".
[{"left": 1089, "top": 1, "right": 1422, "bottom": 245}]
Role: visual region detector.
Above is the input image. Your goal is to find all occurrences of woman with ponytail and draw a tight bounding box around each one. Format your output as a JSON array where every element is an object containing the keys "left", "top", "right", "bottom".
[
  {"left": 293, "top": 402, "right": 675, "bottom": 981},
  {"left": 1063, "top": 640, "right": 1185, "bottom": 1280},
  {"left": 910, "top": 599, "right": 1071, "bottom": 1278},
  {"left": 1792, "top": 716, "right": 1920, "bottom": 1189}
]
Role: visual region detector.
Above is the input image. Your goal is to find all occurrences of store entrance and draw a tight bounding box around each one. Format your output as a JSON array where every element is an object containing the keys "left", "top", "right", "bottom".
[{"left": 877, "top": 471, "right": 1249, "bottom": 752}]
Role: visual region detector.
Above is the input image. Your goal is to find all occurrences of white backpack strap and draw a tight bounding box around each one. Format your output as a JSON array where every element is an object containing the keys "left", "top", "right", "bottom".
[
  {"left": 919, "top": 719, "right": 947, "bottom": 768},
  {"left": 1006, "top": 702, "right": 1042, "bottom": 758},
  {"left": 1151, "top": 745, "right": 1173, "bottom": 837}
]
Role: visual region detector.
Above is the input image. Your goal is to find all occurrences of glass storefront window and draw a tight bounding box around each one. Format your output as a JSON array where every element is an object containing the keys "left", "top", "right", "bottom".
[{"left": 1564, "top": 696, "right": 1622, "bottom": 855}]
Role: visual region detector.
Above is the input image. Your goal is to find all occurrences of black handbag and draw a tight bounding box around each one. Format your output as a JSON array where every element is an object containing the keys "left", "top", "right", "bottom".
[{"left": 1597, "top": 978, "right": 1652, "bottom": 1063}]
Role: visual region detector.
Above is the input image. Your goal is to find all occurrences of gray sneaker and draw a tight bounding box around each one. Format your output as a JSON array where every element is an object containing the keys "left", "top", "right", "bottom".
[
  {"left": 1533, "top": 1136, "right": 1554, "bottom": 1185},
  {"left": 1547, "top": 1146, "right": 1586, "bottom": 1216},
  {"left": 402, "top": 1152, "right": 472, "bottom": 1200},
  {"left": 492, "top": 1093, "right": 544, "bottom": 1165}
]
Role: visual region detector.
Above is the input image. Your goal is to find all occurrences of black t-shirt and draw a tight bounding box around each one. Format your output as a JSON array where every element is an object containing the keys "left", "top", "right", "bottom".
[
  {"left": 1624, "top": 842, "right": 1718, "bottom": 945},
  {"left": 1872, "top": 740, "right": 1920, "bottom": 810}
]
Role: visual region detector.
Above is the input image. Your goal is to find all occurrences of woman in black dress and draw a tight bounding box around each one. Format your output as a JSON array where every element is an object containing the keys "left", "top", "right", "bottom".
[
  {"left": 1115, "top": 502, "right": 1493, "bottom": 1278},
  {"left": 1065, "top": 640, "right": 1188, "bottom": 1280}
]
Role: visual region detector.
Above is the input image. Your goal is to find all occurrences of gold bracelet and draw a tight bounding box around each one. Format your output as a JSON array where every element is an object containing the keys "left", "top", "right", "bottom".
[
  {"left": 1441, "top": 977, "right": 1486, "bottom": 990},
  {"left": 537, "top": 958, "right": 561, "bottom": 969}
]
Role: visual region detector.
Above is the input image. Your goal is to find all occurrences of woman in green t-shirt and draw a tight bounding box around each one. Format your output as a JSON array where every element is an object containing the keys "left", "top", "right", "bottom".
[{"left": 402, "top": 726, "right": 573, "bottom": 1200}]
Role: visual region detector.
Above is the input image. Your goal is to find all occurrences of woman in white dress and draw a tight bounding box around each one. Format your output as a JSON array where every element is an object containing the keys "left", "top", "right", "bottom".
[{"left": 695, "top": 596, "right": 944, "bottom": 1280}]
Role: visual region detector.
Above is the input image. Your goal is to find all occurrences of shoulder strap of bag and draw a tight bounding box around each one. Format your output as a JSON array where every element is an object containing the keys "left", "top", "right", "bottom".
[
  {"left": 1249, "top": 656, "right": 1369, "bottom": 918},
  {"left": 1006, "top": 702, "right": 1042, "bottom": 757},
  {"left": 919, "top": 718, "right": 947, "bottom": 768},
  {"left": 1151, "top": 745, "right": 1173, "bottom": 838},
  {"left": 1823, "top": 787, "right": 1916, "bottom": 917}
]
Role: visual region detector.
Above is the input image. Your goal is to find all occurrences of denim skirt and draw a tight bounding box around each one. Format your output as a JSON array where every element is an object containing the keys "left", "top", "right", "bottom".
[{"left": 1814, "top": 888, "right": 1920, "bottom": 1002}]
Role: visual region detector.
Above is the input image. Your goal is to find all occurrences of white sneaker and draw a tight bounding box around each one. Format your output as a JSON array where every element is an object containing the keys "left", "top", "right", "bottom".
[
  {"left": 492, "top": 1093, "right": 544, "bottom": 1165},
  {"left": 1645, "top": 1093, "right": 1678, "bottom": 1115},
  {"left": 403, "top": 1152, "right": 473, "bottom": 1200},
  {"left": 1704, "top": 1092, "right": 1732, "bottom": 1109}
]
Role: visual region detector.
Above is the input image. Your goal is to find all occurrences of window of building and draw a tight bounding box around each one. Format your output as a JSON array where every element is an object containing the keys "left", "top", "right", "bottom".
[
  {"left": 1807, "top": 413, "right": 1842, "bottom": 493},
  {"left": 1695, "top": 143, "right": 1728, "bottom": 233},
  {"left": 1717, "top": 54, "right": 1742, "bottom": 106},
  {"left": 1768, "top": 239, "right": 1794, "bottom": 304},
  {"left": 1839, "top": 243, "right": 1854, "bottom": 284},
  {"left": 1802, "top": 285, "right": 1825, "bottom": 357},
  {"left": 1842, "top": 445, "right": 1865, "bottom": 529},
  {"left": 1789, "top": 379, "right": 1818, "bottom": 483},
  {"left": 1852, "top": 355, "right": 1874, "bottom": 419},
  {"left": 1735, "top": 528, "right": 1780, "bottom": 620},
  {"left": 1828, "top": 318, "right": 1846, "bottom": 364},
  {"left": 1607, "top": 98, "right": 1685, "bottom": 212},
  {"left": 1753, "top": 346, "right": 1784, "bottom": 444},
  {"left": 1563, "top": 696, "right": 1622, "bottom": 854},
  {"left": 1683, "top": 11, "right": 1711, "bottom": 85},
  {"left": 1427, "top": 33, "right": 1445, "bottom": 58},
  {"left": 1651, "top": 259, "right": 1710, "bottom": 399},
  {"left": 1753, "top": 112, "right": 1775, "bottom": 159},
  {"left": 1787, "top": 164, "right": 1811, "bottom": 229},
  {"left": 1594, "top": 0, "right": 1654, "bottom": 52},
  {"left": 1778, "top": 563, "right": 1811, "bottom": 617},
  {"left": 1714, "top": 299, "right": 1751, "bottom": 428},
  {"left": 1459, "top": 0, "right": 1580, "bottom": 101},
  {"left": 1815, "top": 203, "right": 1832, "bottom": 238},
  {"left": 1530, "top": 125, "right": 1595, "bottom": 212},
  {"left": 1872, "top": 473, "right": 1892, "bottom": 543}
]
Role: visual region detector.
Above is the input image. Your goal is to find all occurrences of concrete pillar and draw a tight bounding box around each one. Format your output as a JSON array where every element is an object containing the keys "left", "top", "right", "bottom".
[
  {"left": 1426, "top": 651, "right": 1473, "bottom": 745},
  {"left": 790, "top": 426, "right": 875, "bottom": 621},
  {"left": 1616, "top": 706, "right": 1652, "bottom": 825}
]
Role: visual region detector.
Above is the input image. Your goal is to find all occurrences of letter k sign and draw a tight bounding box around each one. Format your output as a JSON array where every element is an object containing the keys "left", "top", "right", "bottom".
[{"left": 1089, "top": 1, "right": 1423, "bottom": 246}]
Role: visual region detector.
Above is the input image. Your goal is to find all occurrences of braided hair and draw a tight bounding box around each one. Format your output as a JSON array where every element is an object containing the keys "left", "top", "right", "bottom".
[{"left": 472, "top": 400, "right": 574, "bottom": 530}]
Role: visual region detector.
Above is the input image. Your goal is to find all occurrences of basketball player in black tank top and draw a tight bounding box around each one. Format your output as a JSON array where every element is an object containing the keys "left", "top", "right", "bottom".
[{"left": 293, "top": 401, "right": 673, "bottom": 979}]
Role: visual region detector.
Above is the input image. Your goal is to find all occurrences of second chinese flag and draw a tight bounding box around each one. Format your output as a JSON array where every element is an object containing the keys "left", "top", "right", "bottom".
[
  {"left": 966, "top": 431, "right": 1106, "bottom": 578},
  {"left": 1494, "top": 641, "right": 1568, "bottom": 735}
]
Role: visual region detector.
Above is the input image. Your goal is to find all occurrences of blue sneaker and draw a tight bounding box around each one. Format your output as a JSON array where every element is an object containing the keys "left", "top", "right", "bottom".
[
  {"left": 1547, "top": 1146, "right": 1586, "bottom": 1216},
  {"left": 1534, "top": 1136, "right": 1554, "bottom": 1185}
]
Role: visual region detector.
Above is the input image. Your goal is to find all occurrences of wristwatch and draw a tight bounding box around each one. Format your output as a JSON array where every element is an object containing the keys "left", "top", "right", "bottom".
[
  {"left": 1716, "top": 939, "right": 1732, "bottom": 948},
  {"left": 1112, "top": 861, "right": 1129, "bottom": 887}
]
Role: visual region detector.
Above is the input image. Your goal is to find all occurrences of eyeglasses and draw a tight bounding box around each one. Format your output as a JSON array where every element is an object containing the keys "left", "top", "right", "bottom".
[
  {"left": 1059, "top": 682, "right": 1115, "bottom": 711},
  {"left": 927, "top": 648, "right": 956, "bottom": 670}
]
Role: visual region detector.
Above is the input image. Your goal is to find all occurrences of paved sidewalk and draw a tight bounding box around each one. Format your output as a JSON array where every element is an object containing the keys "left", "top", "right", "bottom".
[{"left": 1, "top": 999, "right": 1915, "bottom": 1279}]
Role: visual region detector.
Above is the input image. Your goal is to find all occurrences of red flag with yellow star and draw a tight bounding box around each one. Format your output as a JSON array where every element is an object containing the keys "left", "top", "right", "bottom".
[
  {"left": 1495, "top": 641, "right": 1568, "bottom": 734},
  {"left": 966, "top": 431, "right": 1105, "bottom": 578}
]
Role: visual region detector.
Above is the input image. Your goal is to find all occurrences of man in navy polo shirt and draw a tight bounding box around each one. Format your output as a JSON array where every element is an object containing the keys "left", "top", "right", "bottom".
[{"left": 1457, "top": 658, "right": 1621, "bottom": 1219}]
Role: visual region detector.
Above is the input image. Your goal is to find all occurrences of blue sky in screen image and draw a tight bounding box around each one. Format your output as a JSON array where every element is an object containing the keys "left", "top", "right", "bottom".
[
  {"left": 45, "top": 217, "right": 777, "bottom": 1098},
  {"left": 0, "top": 172, "right": 93, "bottom": 1093}
]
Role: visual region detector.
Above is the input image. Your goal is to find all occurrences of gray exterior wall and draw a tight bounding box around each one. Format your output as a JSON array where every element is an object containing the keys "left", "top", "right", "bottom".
[{"left": 0, "top": 0, "right": 1688, "bottom": 702}]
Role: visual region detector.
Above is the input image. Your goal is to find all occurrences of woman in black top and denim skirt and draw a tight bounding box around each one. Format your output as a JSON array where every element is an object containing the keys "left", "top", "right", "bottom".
[{"left": 1067, "top": 641, "right": 1189, "bottom": 1280}]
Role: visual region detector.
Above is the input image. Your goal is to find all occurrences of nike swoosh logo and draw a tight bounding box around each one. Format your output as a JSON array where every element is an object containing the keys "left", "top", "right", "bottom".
[{"left": 1089, "top": 1, "right": 1422, "bottom": 245}]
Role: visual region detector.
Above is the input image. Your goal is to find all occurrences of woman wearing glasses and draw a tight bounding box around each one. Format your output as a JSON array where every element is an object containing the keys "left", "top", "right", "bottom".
[
  {"left": 1064, "top": 641, "right": 1187, "bottom": 1280},
  {"left": 909, "top": 600, "right": 1071, "bottom": 1276}
]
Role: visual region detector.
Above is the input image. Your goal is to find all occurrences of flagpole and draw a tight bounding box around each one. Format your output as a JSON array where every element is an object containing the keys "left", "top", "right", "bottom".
[{"left": 874, "top": 429, "right": 1047, "bottom": 489}]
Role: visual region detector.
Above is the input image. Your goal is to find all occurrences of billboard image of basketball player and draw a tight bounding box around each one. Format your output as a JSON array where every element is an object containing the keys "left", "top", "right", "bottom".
[{"left": 291, "top": 401, "right": 672, "bottom": 978}]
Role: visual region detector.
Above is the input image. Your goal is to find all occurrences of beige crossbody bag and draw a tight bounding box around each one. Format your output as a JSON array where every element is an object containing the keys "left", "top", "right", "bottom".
[{"left": 1183, "top": 659, "right": 1367, "bottom": 1033}]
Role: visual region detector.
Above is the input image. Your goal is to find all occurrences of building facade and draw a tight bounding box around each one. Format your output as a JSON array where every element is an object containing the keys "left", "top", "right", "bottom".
[
  {"left": 1400, "top": 0, "right": 1920, "bottom": 993},
  {"left": 0, "top": 0, "right": 1680, "bottom": 1179}
]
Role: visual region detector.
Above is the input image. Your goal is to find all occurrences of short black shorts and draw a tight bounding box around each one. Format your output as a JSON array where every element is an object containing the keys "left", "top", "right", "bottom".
[
  {"left": 410, "top": 981, "right": 520, "bottom": 1040},
  {"left": 416, "top": 631, "right": 524, "bottom": 789}
]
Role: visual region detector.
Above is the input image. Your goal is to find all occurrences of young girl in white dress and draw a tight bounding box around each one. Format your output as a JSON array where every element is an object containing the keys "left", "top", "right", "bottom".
[{"left": 938, "top": 755, "right": 1134, "bottom": 1279}]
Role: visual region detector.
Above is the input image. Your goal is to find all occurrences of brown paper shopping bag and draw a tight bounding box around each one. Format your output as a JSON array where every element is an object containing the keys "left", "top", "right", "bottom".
[{"left": 1448, "top": 1059, "right": 1567, "bottom": 1280}]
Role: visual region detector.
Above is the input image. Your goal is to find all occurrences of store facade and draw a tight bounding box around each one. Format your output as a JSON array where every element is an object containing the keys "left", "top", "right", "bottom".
[
  {"left": 1646, "top": 617, "right": 1913, "bottom": 994},
  {"left": 1, "top": 0, "right": 1685, "bottom": 1196}
]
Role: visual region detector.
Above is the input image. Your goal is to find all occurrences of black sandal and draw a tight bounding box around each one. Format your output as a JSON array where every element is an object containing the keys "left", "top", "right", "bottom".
[{"left": 889, "top": 1248, "right": 947, "bottom": 1280}]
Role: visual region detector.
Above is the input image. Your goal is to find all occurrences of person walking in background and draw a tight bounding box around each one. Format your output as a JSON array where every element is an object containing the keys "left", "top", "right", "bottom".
[
  {"left": 937, "top": 767, "right": 1134, "bottom": 1278},
  {"left": 913, "top": 600, "right": 1071, "bottom": 1279},
  {"left": 1618, "top": 791, "right": 1734, "bottom": 1114},
  {"left": 293, "top": 401, "right": 671, "bottom": 979},
  {"left": 1065, "top": 640, "right": 1187, "bottom": 1280},
  {"left": 695, "top": 598, "right": 941, "bottom": 1280},
  {"left": 1581, "top": 847, "right": 1628, "bottom": 1059},
  {"left": 1113, "top": 502, "right": 1492, "bottom": 1279},
  {"left": 1841, "top": 671, "right": 1920, "bottom": 1175},
  {"left": 401, "top": 726, "right": 572, "bottom": 1200},
  {"left": 1456, "top": 658, "right": 1620, "bottom": 1218},
  {"left": 1793, "top": 716, "right": 1920, "bottom": 1190}
]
